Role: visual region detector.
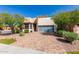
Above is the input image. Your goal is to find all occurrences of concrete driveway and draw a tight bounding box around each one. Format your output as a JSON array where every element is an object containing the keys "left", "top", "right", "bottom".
[{"left": 0, "top": 44, "right": 46, "bottom": 54}]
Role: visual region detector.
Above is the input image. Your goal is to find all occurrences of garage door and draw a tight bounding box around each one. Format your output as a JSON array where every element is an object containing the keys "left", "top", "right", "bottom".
[{"left": 38, "top": 25, "right": 54, "bottom": 32}]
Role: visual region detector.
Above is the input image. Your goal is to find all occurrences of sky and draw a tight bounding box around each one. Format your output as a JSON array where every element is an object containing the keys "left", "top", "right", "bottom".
[{"left": 0, "top": 5, "right": 79, "bottom": 17}]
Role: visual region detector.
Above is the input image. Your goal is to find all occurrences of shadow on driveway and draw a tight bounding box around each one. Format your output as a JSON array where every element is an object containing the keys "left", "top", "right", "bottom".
[{"left": 57, "top": 38, "right": 71, "bottom": 43}]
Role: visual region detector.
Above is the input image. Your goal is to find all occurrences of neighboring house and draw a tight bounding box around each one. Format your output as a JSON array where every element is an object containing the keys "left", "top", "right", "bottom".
[
  {"left": 0, "top": 25, "right": 11, "bottom": 30},
  {"left": 0, "top": 25, "right": 12, "bottom": 34},
  {"left": 23, "top": 16, "right": 56, "bottom": 33}
]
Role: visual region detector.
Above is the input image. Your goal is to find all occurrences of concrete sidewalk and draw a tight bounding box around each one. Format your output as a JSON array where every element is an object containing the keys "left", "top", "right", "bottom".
[{"left": 0, "top": 44, "right": 46, "bottom": 54}]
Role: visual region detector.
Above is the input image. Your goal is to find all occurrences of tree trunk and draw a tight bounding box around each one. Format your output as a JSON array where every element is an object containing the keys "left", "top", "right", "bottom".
[
  {"left": 10, "top": 26, "right": 15, "bottom": 33},
  {"left": 65, "top": 24, "right": 75, "bottom": 32},
  {"left": 19, "top": 25, "right": 22, "bottom": 32},
  {"left": 68, "top": 24, "right": 74, "bottom": 32}
]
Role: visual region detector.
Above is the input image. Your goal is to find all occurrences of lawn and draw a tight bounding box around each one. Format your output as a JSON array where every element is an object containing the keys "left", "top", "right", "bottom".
[
  {"left": 65, "top": 52, "right": 79, "bottom": 54},
  {"left": 0, "top": 38, "right": 16, "bottom": 45}
]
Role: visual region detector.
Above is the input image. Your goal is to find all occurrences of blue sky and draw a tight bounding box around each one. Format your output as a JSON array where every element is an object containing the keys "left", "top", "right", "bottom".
[{"left": 0, "top": 5, "right": 79, "bottom": 17}]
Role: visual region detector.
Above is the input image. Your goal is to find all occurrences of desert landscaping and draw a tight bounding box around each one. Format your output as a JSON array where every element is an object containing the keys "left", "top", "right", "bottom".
[{"left": 0, "top": 32, "right": 79, "bottom": 54}]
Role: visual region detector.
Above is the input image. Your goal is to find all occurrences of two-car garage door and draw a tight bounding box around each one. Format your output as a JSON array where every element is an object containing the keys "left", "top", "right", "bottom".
[{"left": 38, "top": 25, "right": 55, "bottom": 33}]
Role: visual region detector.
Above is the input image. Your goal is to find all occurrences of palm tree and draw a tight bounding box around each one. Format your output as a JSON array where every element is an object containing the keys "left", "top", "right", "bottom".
[{"left": 13, "top": 14, "right": 24, "bottom": 31}]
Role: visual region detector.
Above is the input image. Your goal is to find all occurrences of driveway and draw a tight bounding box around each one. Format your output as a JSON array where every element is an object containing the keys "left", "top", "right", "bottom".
[
  {"left": 0, "top": 44, "right": 46, "bottom": 54},
  {"left": 11, "top": 32, "right": 66, "bottom": 53},
  {"left": 0, "top": 32, "right": 79, "bottom": 54}
]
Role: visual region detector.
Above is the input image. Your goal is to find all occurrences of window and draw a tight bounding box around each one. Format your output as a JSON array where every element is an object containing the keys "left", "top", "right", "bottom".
[{"left": 25, "top": 24, "right": 29, "bottom": 29}]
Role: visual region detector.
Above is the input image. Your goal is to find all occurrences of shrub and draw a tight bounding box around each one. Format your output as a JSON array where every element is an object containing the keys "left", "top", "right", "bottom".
[
  {"left": 15, "top": 29, "right": 21, "bottom": 33},
  {"left": 57, "top": 30, "right": 65, "bottom": 36},
  {"left": 63, "top": 31, "right": 79, "bottom": 42},
  {"left": 19, "top": 32, "right": 25, "bottom": 36},
  {"left": 57, "top": 30, "right": 79, "bottom": 43},
  {"left": 30, "top": 30, "right": 32, "bottom": 32},
  {"left": 24, "top": 29, "right": 29, "bottom": 33}
]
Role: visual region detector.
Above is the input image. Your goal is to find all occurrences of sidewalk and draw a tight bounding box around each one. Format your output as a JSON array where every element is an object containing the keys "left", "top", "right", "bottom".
[{"left": 0, "top": 44, "right": 46, "bottom": 54}]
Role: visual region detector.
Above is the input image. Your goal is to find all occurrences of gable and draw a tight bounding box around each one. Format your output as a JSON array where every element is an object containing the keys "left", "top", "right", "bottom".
[{"left": 37, "top": 17, "right": 55, "bottom": 26}]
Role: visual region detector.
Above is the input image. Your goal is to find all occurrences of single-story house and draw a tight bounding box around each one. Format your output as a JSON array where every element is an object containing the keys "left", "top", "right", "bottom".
[
  {"left": 23, "top": 16, "right": 56, "bottom": 33},
  {"left": 0, "top": 16, "right": 79, "bottom": 34},
  {"left": 0, "top": 16, "right": 56, "bottom": 34}
]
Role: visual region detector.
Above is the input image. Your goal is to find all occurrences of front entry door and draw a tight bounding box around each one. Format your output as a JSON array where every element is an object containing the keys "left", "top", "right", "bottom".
[{"left": 33, "top": 24, "right": 37, "bottom": 31}]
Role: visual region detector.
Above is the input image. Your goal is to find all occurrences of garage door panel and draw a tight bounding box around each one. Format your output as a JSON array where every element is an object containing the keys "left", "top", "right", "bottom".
[{"left": 38, "top": 26, "right": 54, "bottom": 32}]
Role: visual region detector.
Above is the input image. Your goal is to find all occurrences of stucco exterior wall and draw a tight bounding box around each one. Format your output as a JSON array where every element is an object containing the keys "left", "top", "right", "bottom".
[
  {"left": 37, "top": 17, "right": 55, "bottom": 26},
  {"left": 73, "top": 25, "right": 79, "bottom": 35}
]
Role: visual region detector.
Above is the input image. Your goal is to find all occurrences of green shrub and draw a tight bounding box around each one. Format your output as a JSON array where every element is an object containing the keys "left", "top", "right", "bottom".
[
  {"left": 63, "top": 31, "right": 79, "bottom": 42},
  {"left": 57, "top": 30, "right": 79, "bottom": 42},
  {"left": 15, "top": 29, "right": 21, "bottom": 33},
  {"left": 19, "top": 32, "right": 25, "bottom": 36},
  {"left": 57, "top": 30, "right": 65, "bottom": 36},
  {"left": 30, "top": 30, "right": 32, "bottom": 32},
  {"left": 24, "top": 29, "right": 29, "bottom": 33}
]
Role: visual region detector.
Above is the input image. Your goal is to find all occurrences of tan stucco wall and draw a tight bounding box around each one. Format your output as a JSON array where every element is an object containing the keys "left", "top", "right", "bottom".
[
  {"left": 73, "top": 25, "right": 79, "bottom": 35},
  {"left": 37, "top": 17, "right": 55, "bottom": 26}
]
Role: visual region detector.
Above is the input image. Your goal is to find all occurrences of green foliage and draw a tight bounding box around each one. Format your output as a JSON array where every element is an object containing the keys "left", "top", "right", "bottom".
[
  {"left": 14, "top": 29, "right": 21, "bottom": 33},
  {"left": 52, "top": 10, "right": 79, "bottom": 31},
  {"left": 24, "top": 29, "right": 29, "bottom": 33},
  {"left": 57, "top": 30, "right": 79, "bottom": 42},
  {"left": 0, "top": 38, "right": 16, "bottom": 45},
  {"left": 30, "top": 30, "right": 32, "bottom": 32},
  {"left": 13, "top": 14, "right": 24, "bottom": 26},
  {"left": 19, "top": 32, "right": 25, "bottom": 36},
  {"left": 0, "top": 13, "right": 24, "bottom": 33},
  {"left": 57, "top": 30, "right": 65, "bottom": 36},
  {"left": 65, "top": 52, "right": 79, "bottom": 54},
  {"left": 0, "top": 13, "right": 15, "bottom": 26},
  {"left": 63, "top": 31, "right": 79, "bottom": 42}
]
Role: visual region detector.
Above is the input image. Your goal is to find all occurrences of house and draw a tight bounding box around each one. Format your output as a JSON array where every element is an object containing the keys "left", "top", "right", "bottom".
[
  {"left": 0, "top": 15, "right": 79, "bottom": 34},
  {"left": 0, "top": 25, "right": 12, "bottom": 34},
  {"left": 23, "top": 16, "right": 56, "bottom": 33},
  {"left": 0, "top": 16, "right": 56, "bottom": 34}
]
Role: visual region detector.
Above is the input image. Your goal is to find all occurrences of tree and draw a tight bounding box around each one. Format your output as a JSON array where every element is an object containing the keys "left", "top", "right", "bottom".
[
  {"left": 13, "top": 14, "right": 24, "bottom": 31},
  {"left": 0, "top": 13, "right": 16, "bottom": 33},
  {"left": 0, "top": 13, "right": 24, "bottom": 33},
  {"left": 52, "top": 10, "right": 79, "bottom": 32},
  {"left": 0, "top": 14, "right": 4, "bottom": 29}
]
